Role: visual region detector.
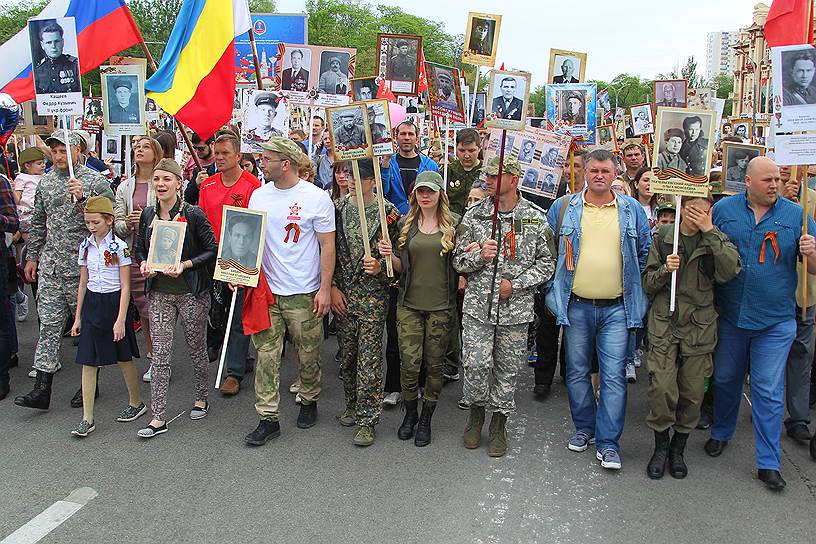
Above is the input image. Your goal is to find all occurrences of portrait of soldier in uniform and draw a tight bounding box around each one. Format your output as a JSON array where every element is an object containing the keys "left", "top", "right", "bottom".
[
  {"left": 490, "top": 77, "right": 524, "bottom": 121},
  {"left": 333, "top": 109, "right": 366, "bottom": 148},
  {"left": 387, "top": 38, "right": 417, "bottom": 81},
  {"left": 248, "top": 91, "right": 282, "bottom": 142},
  {"left": 30, "top": 19, "right": 80, "bottom": 94},
  {"left": 221, "top": 213, "right": 261, "bottom": 270},
  {"left": 781, "top": 48, "right": 816, "bottom": 106},
  {"left": 318, "top": 53, "right": 350, "bottom": 95},
  {"left": 150, "top": 224, "right": 183, "bottom": 268},
  {"left": 106, "top": 76, "right": 141, "bottom": 125},
  {"left": 468, "top": 18, "right": 493, "bottom": 56},
  {"left": 654, "top": 80, "right": 687, "bottom": 108},
  {"left": 559, "top": 91, "right": 586, "bottom": 125}
]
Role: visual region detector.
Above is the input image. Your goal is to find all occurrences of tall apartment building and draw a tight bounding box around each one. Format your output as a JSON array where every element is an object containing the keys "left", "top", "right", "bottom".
[{"left": 706, "top": 31, "right": 739, "bottom": 81}]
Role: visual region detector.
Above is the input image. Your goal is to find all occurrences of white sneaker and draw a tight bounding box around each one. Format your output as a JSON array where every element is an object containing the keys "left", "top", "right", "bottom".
[
  {"left": 383, "top": 392, "right": 401, "bottom": 406},
  {"left": 16, "top": 294, "right": 28, "bottom": 322},
  {"left": 633, "top": 348, "right": 643, "bottom": 368},
  {"left": 295, "top": 393, "right": 302, "bottom": 404},
  {"left": 289, "top": 382, "right": 300, "bottom": 394},
  {"left": 625, "top": 362, "right": 637, "bottom": 383},
  {"left": 142, "top": 366, "right": 152, "bottom": 383},
  {"left": 29, "top": 361, "right": 61, "bottom": 378}
]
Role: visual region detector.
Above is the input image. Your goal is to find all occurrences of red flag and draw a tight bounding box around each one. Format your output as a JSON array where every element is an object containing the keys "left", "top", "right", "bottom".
[
  {"left": 417, "top": 49, "right": 428, "bottom": 94},
  {"left": 499, "top": 62, "right": 505, "bottom": 70},
  {"left": 764, "top": 0, "right": 814, "bottom": 47},
  {"left": 377, "top": 78, "right": 397, "bottom": 102}
]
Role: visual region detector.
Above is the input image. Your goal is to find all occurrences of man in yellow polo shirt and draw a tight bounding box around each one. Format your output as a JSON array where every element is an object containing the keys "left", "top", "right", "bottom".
[{"left": 545, "top": 149, "right": 652, "bottom": 471}]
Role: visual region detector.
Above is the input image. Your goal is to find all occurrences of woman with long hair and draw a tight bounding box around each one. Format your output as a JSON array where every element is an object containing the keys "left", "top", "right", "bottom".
[
  {"left": 330, "top": 160, "right": 351, "bottom": 201},
  {"left": 114, "top": 137, "right": 162, "bottom": 380},
  {"left": 378, "top": 170, "right": 459, "bottom": 447},
  {"left": 241, "top": 153, "right": 259, "bottom": 178},
  {"left": 633, "top": 166, "right": 659, "bottom": 231}
]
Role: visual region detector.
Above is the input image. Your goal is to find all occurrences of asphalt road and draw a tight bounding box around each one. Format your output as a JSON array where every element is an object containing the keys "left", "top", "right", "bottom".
[{"left": 1, "top": 309, "right": 815, "bottom": 544}]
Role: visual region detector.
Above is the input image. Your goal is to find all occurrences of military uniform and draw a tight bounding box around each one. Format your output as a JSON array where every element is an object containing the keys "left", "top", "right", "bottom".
[
  {"left": 445, "top": 159, "right": 483, "bottom": 218},
  {"left": 28, "top": 149, "right": 114, "bottom": 373},
  {"left": 108, "top": 101, "right": 140, "bottom": 124},
  {"left": 34, "top": 54, "right": 80, "bottom": 94},
  {"left": 333, "top": 194, "right": 399, "bottom": 426},
  {"left": 453, "top": 157, "right": 555, "bottom": 415},
  {"left": 642, "top": 223, "right": 741, "bottom": 433}
]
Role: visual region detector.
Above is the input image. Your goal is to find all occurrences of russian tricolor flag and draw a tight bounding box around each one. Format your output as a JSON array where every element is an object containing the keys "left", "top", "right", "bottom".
[
  {"left": 145, "top": 0, "right": 251, "bottom": 139},
  {"left": 0, "top": 0, "right": 146, "bottom": 105}
]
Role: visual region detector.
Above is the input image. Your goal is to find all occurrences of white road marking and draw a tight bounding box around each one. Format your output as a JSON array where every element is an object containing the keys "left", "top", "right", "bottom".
[{"left": 1, "top": 487, "right": 97, "bottom": 544}]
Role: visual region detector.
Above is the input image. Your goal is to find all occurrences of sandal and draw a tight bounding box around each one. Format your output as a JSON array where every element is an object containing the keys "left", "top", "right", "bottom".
[
  {"left": 190, "top": 401, "right": 209, "bottom": 420},
  {"left": 137, "top": 422, "right": 167, "bottom": 438}
]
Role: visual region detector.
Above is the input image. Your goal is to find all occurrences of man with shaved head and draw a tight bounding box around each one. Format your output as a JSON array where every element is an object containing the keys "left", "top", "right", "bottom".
[{"left": 708, "top": 156, "right": 816, "bottom": 491}]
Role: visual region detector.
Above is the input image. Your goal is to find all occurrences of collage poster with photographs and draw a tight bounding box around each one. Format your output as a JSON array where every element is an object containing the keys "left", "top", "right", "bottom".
[
  {"left": 275, "top": 44, "right": 356, "bottom": 107},
  {"left": 483, "top": 127, "right": 571, "bottom": 199},
  {"left": 545, "top": 83, "right": 598, "bottom": 144}
]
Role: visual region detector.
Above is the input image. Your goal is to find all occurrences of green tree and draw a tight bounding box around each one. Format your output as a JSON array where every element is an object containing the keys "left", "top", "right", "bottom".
[
  {"left": 602, "top": 74, "right": 651, "bottom": 110},
  {"left": 529, "top": 85, "right": 546, "bottom": 116},
  {"left": 0, "top": 0, "right": 49, "bottom": 43},
  {"left": 709, "top": 73, "right": 734, "bottom": 117},
  {"left": 680, "top": 56, "right": 703, "bottom": 88}
]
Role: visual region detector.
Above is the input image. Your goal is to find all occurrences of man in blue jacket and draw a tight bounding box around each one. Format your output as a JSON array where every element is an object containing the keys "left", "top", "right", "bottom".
[
  {"left": 545, "top": 149, "right": 651, "bottom": 471},
  {"left": 381, "top": 121, "right": 439, "bottom": 215}
]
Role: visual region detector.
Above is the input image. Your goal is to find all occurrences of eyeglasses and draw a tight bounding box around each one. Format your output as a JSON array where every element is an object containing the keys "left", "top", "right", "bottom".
[{"left": 259, "top": 157, "right": 285, "bottom": 164}]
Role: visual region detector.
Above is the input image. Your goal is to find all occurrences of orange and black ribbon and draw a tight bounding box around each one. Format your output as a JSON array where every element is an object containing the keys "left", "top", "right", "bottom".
[
  {"left": 564, "top": 237, "right": 575, "bottom": 271},
  {"left": 284, "top": 223, "right": 301, "bottom": 244},
  {"left": 502, "top": 228, "right": 516, "bottom": 261},
  {"left": 759, "top": 231, "right": 780, "bottom": 264}
]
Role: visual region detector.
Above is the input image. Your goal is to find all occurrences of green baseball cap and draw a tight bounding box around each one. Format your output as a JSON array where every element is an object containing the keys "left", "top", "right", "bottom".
[
  {"left": 480, "top": 155, "right": 523, "bottom": 177},
  {"left": 259, "top": 137, "right": 303, "bottom": 163},
  {"left": 413, "top": 171, "right": 443, "bottom": 192},
  {"left": 655, "top": 201, "right": 676, "bottom": 215}
]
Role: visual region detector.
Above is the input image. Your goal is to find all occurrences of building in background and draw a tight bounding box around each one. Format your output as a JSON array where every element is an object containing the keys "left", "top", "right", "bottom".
[
  {"left": 706, "top": 31, "right": 739, "bottom": 81},
  {"left": 730, "top": 3, "right": 770, "bottom": 141}
]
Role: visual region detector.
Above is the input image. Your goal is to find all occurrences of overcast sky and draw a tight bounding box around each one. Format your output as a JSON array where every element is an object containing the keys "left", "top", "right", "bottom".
[{"left": 274, "top": 0, "right": 761, "bottom": 86}]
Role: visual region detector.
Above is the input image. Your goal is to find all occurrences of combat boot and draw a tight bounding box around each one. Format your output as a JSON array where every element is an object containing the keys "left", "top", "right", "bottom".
[
  {"left": 487, "top": 412, "right": 508, "bottom": 457},
  {"left": 647, "top": 429, "right": 670, "bottom": 479},
  {"left": 463, "top": 405, "right": 485, "bottom": 449},
  {"left": 14, "top": 370, "right": 53, "bottom": 410},
  {"left": 336, "top": 408, "right": 356, "bottom": 427},
  {"left": 414, "top": 401, "right": 436, "bottom": 447},
  {"left": 353, "top": 425, "right": 375, "bottom": 447},
  {"left": 668, "top": 431, "right": 689, "bottom": 479},
  {"left": 398, "top": 398, "right": 418, "bottom": 440}
]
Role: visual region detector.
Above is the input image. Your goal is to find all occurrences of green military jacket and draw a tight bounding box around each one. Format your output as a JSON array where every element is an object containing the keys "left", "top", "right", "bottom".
[
  {"left": 453, "top": 193, "right": 555, "bottom": 326},
  {"left": 642, "top": 223, "right": 741, "bottom": 354},
  {"left": 28, "top": 163, "right": 114, "bottom": 278},
  {"left": 445, "top": 159, "right": 482, "bottom": 217}
]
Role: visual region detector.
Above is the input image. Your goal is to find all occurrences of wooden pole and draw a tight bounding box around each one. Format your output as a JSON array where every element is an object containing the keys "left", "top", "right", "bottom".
[
  {"left": 669, "top": 194, "right": 681, "bottom": 313},
  {"left": 801, "top": 165, "right": 809, "bottom": 321},
  {"left": 248, "top": 28, "right": 265, "bottom": 91},
  {"left": 486, "top": 129, "right": 508, "bottom": 320},
  {"left": 63, "top": 116, "right": 76, "bottom": 203},
  {"left": 569, "top": 147, "right": 575, "bottom": 194},
  {"left": 372, "top": 160, "right": 394, "bottom": 277},
  {"left": 350, "top": 160, "right": 372, "bottom": 258},
  {"left": 124, "top": 135, "right": 133, "bottom": 211},
  {"left": 468, "top": 67, "right": 481, "bottom": 127},
  {"left": 443, "top": 114, "right": 450, "bottom": 189},
  {"left": 214, "top": 289, "right": 238, "bottom": 389}
]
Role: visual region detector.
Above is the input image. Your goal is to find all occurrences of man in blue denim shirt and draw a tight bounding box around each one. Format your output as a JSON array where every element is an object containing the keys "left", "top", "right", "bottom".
[
  {"left": 546, "top": 149, "right": 651, "bottom": 470},
  {"left": 707, "top": 156, "right": 816, "bottom": 491}
]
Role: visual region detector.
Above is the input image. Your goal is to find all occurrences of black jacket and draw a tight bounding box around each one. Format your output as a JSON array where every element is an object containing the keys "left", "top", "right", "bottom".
[{"left": 134, "top": 200, "right": 218, "bottom": 296}]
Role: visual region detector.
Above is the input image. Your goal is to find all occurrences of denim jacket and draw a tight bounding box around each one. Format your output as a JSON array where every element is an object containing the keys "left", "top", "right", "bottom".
[{"left": 544, "top": 191, "right": 652, "bottom": 328}]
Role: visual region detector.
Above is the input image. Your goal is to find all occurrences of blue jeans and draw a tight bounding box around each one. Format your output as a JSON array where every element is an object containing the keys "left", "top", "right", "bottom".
[
  {"left": 712, "top": 318, "right": 796, "bottom": 470},
  {"left": 564, "top": 298, "right": 629, "bottom": 452},
  {"left": 225, "top": 287, "right": 251, "bottom": 381}
]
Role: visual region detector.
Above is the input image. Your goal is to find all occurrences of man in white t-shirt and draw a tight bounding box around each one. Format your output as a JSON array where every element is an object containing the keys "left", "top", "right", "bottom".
[{"left": 244, "top": 138, "right": 336, "bottom": 446}]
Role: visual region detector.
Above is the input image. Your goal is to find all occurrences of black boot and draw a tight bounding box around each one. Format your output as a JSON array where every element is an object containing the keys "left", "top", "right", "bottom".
[
  {"left": 14, "top": 370, "right": 53, "bottom": 410},
  {"left": 398, "top": 398, "right": 418, "bottom": 440},
  {"left": 0, "top": 380, "right": 8, "bottom": 401},
  {"left": 810, "top": 433, "right": 816, "bottom": 461},
  {"left": 70, "top": 372, "right": 100, "bottom": 408},
  {"left": 668, "top": 431, "right": 689, "bottom": 479},
  {"left": 414, "top": 401, "right": 436, "bottom": 447},
  {"left": 647, "top": 429, "right": 670, "bottom": 479}
]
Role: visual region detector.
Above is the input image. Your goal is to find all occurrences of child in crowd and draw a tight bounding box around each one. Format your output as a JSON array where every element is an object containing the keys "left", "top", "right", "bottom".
[
  {"left": 71, "top": 197, "right": 144, "bottom": 437},
  {"left": 655, "top": 202, "right": 676, "bottom": 226}
]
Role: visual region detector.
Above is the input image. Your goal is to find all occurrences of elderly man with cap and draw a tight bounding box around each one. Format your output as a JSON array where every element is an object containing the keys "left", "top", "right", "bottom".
[
  {"left": 242, "top": 137, "right": 336, "bottom": 446},
  {"left": 454, "top": 155, "right": 555, "bottom": 457},
  {"left": 333, "top": 110, "right": 366, "bottom": 148},
  {"left": 250, "top": 92, "right": 281, "bottom": 142},
  {"left": 319, "top": 57, "right": 348, "bottom": 95},
  {"left": 108, "top": 77, "right": 140, "bottom": 124},
  {"left": 15, "top": 130, "right": 114, "bottom": 411},
  {"left": 434, "top": 68, "right": 460, "bottom": 112}
]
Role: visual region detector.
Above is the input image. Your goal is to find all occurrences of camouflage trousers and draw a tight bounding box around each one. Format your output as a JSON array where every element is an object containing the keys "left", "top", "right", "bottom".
[
  {"left": 397, "top": 304, "right": 454, "bottom": 403},
  {"left": 461, "top": 315, "right": 529, "bottom": 415},
  {"left": 336, "top": 294, "right": 388, "bottom": 426},
  {"left": 646, "top": 342, "right": 713, "bottom": 434},
  {"left": 253, "top": 292, "right": 323, "bottom": 421},
  {"left": 33, "top": 272, "right": 79, "bottom": 373}
]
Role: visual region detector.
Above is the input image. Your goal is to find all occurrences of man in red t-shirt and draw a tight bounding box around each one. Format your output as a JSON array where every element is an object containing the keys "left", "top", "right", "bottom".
[{"left": 199, "top": 133, "right": 261, "bottom": 396}]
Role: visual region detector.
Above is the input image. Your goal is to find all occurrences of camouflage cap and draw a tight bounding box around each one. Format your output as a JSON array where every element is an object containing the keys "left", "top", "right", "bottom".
[
  {"left": 259, "top": 137, "right": 303, "bottom": 163},
  {"left": 480, "top": 155, "right": 523, "bottom": 177},
  {"left": 45, "top": 130, "right": 82, "bottom": 148}
]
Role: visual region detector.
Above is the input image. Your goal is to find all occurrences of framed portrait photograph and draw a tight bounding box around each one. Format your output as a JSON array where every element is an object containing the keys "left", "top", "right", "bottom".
[
  {"left": 351, "top": 77, "right": 378, "bottom": 101},
  {"left": 731, "top": 119, "right": 751, "bottom": 141},
  {"left": 596, "top": 124, "right": 618, "bottom": 151},
  {"left": 548, "top": 49, "right": 587, "bottom": 84},
  {"left": 147, "top": 220, "right": 186, "bottom": 273},
  {"left": 280, "top": 46, "right": 312, "bottom": 92},
  {"left": 144, "top": 97, "right": 160, "bottom": 122},
  {"left": 317, "top": 50, "right": 351, "bottom": 96},
  {"left": 427, "top": 62, "right": 465, "bottom": 123},
  {"left": 462, "top": 12, "right": 502, "bottom": 67},
  {"left": 772, "top": 44, "right": 816, "bottom": 133},
  {"left": 362, "top": 99, "right": 393, "bottom": 156},
  {"left": 473, "top": 92, "right": 486, "bottom": 125},
  {"left": 82, "top": 97, "right": 103, "bottom": 130},
  {"left": 14, "top": 101, "right": 53, "bottom": 136},
  {"left": 654, "top": 79, "right": 688, "bottom": 109},
  {"left": 722, "top": 142, "right": 764, "bottom": 194},
  {"left": 687, "top": 88, "right": 713, "bottom": 110},
  {"left": 545, "top": 83, "right": 598, "bottom": 143},
  {"left": 652, "top": 107, "right": 716, "bottom": 178},
  {"left": 240, "top": 89, "right": 287, "bottom": 153},
  {"left": 28, "top": 16, "right": 82, "bottom": 116},
  {"left": 326, "top": 103, "right": 374, "bottom": 161},
  {"left": 101, "top": 133, "right": 120, "bottom": 161},
  {"left": 214, "top": 206, "right": 267, "bottom": 288},
  {"left": 485, "top": 70, "right": 531, "bottom": 131},
  {"left": 100, "top": 63, "right": 146, "bottom": 136},
  {"left": 377, "top": 33, "right": 422, "bottom": 95},
  {"left": 275, "top": 44, "right": 356, "bottom": 107},
  {"left": 630, "top": 103, "right": 654, "bottom": 135}
]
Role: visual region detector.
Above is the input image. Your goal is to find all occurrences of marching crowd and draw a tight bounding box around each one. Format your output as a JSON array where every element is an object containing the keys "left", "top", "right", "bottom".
[{"left": 1, "top": 121, "right": 816, "bottom": 492}]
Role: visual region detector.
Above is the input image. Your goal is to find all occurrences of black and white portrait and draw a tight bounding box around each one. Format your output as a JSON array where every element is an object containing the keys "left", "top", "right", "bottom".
[
  {"left": 733, "top": 122, "right": 750, "bottom": 141},
  {"left": 364, "top": 100, "right": 392, "bottom": 149},
  {"left": 105, "top": 136, "right": 119, "bottom": 157},
  {"left": 145, "top": 98, "right": 158, "bottom": 112},
  {"left": 105, "top": 75, "right": 141, "bottom": 125},
  {"left": 352, "top": 77, "right": 378, "bottom": 101},
  {"left": 327, "top": 104, "right": 373, "bottom": 160},
  {"left": 317, "top": 51, "right": 350, "bottom": 95},
  {"left": 221, "top": 211, "right": 261, "bottom": 269},
  {"left": 654, "top": 80, "right": 688, "bottom": 108},
  {"left": 539, "top": 145, "right": 560, "bottom": 168},
  {"left": 781, "top": 47, "right": 816, "bottom": 106},
  {"left": 521, "top": 168, "right": 539, "bottom": 189},
  {"left": 148, "top": 220, "right": 186, "bottom": 271},
  {"left": 281, "top": 47, "right": 312, "bottom": 92},
  {"left": 630, "top": 104, "right": 654, "bottom": 135},
  {"left": 723, "top": 143, "right": 763, "bottom": 194},
  {"left": 596, "top": 124, "right": 616, "bottom": 151},
  {"left": 473, "top": 93, "right": 486, "bottom": 125},
  {"left": 242, "top": 90, "right": 286, "bottom": 150},
  {"left": 558, "top": 90, "right": 587, "bottom": 126},
  {"left": 467, "top": 17, "right": 494, "bottom": 57},
  {"left": 28, "top": 17, "right": 81, "bottom": 95},
  {"left": 653, "top": 108, "right": 715, "bottom": 177},
  {"left": 487, "top": 71, "right": 530, "bottom": 129},
  {"left": 385, "top": 36, "right": 419, "bottom": 82},
  {"left": 518, "top": 139, "right": 536, "bottom": 163},
  {"left": 541, "top": 172, "right": 558, "bottom": 194},
  {"left": 549, "top": 49, "right": 587, "bottom": 84},
  {"left": 333, "top": 109, "right": 365, "bottom": 147}
]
